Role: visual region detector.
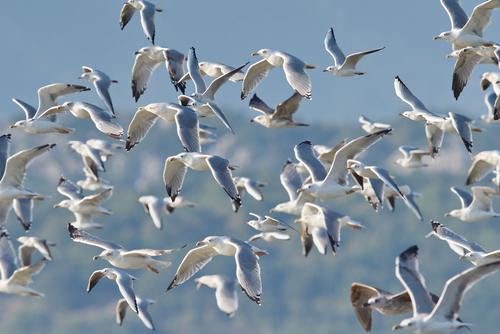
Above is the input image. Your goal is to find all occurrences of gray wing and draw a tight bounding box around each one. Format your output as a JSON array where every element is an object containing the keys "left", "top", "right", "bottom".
[
  {"left": 68, "top": 223, "right": 122, "bottom": 250},
  {"left": 57, "top": 177, "right": 84, "bottom": 200},
  {"left": 115, "top": 298, "right": 128, "bottom": 326},
  {"left": 248, "top": 94, "right": 274, "bottom": 115},
  {"left": 280, "top": 160, "right": 302, "bottom": 201},
  {"left": 466, "top": 153, "right": 496, "bottom": 185},
  {"left": 394, "top": 76, "right": 429, "bottom": 112},
  {"left": 241, "top": 59, "right": 274, "bottom": 100},
  {"left": 485, "top": 92, "right": 497, "bottom": 117},
  {"left": 12, "top": 98, "right": 36, "bottom": 120},
  {"left": 282, "top": 57, "right": 312, "bottom": 99},
  {"left": 399, "top": 146, "right": 416, "bottom": 159},
  {"left": 274, "top": 91, "right": 302, "bottom": 120},
  {"left": 430, "top": 221, "right": 485, "bottom": 256},
  {"left": 203, "top": 63, "right": 248, "bottom": 100},
  {"left": 18, "top": 244, "right": 35, "bottom": 267},
  {"left": 325, "top": 129, "right": 391, "bottom": 185},
  {"left": 216, "top": 280, "right": 239, "bottom": 316},
  {"left": 167, "top": 244, "right": 218, "bottom": 290},
  {"left": 228, "top": 240, "right": 262, "bottom": 305},
  {"left": 0, "top": 229, "right": 18, "bottom": 280},
  {"left": 452, "top": 49, "right": 482, "bottom": 99},
  {"left": 441, "top": 0, "right": 469, "bottom": 29},
  {"left": 8, "top": 259, "right": 46, "bottom": 286},
  {"left": 449, "top": 112, "right": 473, "bottom": 153},
  {"left": 116, "top": 272, "right": 138, "bottom": 313},
  {"left": 131, "top": 49, "right": 164, "bottom": 102},
  {"left": 461, "top": 0, "right": 500, "bottom": 37},
  {"left": 174, "top": 106, "right": 200, "bottom": 152},
  {"left": 163, "top": 156, "right": 187, "bottom": 201},
  {"left": 140, "top": 1, "right": 156, "bottom": 44},
  {"left": 395, "top": 245, "right": 434, "bottom": 316},
  {"left": 93, "top": 79, "right": 115, "bottom": 117},
  {"left": 126, "top": 106, "right": 160, "bottom": 150},
  {"left": 206, "top": 101, "right": 234, "bottom": 134},
  {"left": 404, "top": 192, "right": 424, "bottom": 221},
  {"left": 425, "top": 123, "right": 444, "bottom": 157},
  {"left": 137, "top": 298, "right": 155, "bottom": 330},
  {"left": 187, "top": 47, "right": 207, "bottom": 94},
  {"left": 294, "top": 141, "right": 327, "bottom": 182},
  {"left": 164, "top": 49, "right": 187, "bottom": 93},
  {"left": 324, "top": 27, "right": 346, "bottom": 66},
  {"left": 343, "top": 47, "right": 385, "bottom": 69},
  {"left": 119, "top": 3, "right": 135, "bottom": 30},
  {"left": 80, "top": 102, "right": 123, "bottom": 138},
  {"left": 243, "top": 179, "right": 264, "bottom": 201},
  {"left": 206, "top": 156, "right": 241, "bottom": 210},
  {"left": 451, "top": 187, "right": 473, "bottom": 208},
  {"left": 13, "top": 198, "right": 34, "bottom": 231},
  {"left": 36, "top": 83, "right": 90, "bottom": 118},
  {"left": 430, "top": 261, "right": 500, "bottom": 320},
  {"left": 0, "top": 134, "right": 11, "bottom": 178}
]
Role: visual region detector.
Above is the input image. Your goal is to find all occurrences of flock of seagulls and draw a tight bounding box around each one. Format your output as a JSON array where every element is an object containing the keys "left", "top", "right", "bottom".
[{"left": 0, "top": 0, "right": 500, "bottom": 332}]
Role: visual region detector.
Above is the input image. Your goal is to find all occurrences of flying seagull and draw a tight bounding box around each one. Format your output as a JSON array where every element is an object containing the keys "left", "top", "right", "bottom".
[
  {"left": 248, "top": 91, "right": 308, "bottom": 128},
  {"left": 138, "top": 195, "right": 195, "bottom": 230},
  {"left": 233, "top": 177, "right": 266, "bottom": 201},
  {"left": 116, "top": 296, "right": 156, "bottom": 330},
  {"left": 178, "top": 61, "right": 245, "bottom": 84},
  {"left": 120, "top": 0, "right": 162, "bottom": 44},
  {"left": 395, "top": 146, "right": 431, "bottom": 168},
  {"left": 195, "top": 275, "right": 239, "bottom": 317},
  {"left": 78, "top": 66, "right": 118, "bottom": 116},
  {"left": 466, "top": 150, "right": 500, "bottom": 186},
  {"left": 358, "top": 115, "right": 391, "bottom": 134},
  {"left": 323, "top": 27, "right": 384, "bottom": 76},
  {"left": 241, "top": 49, "right": 314, "bottom": 100},
  {"left": 445, "top": 186, "right": 500, "bottom": 222}
]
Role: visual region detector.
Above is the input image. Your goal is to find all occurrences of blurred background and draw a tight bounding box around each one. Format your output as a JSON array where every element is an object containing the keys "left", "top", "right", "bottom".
[{"left": 0, "top": 1, "right": 499, "bottom": 333}]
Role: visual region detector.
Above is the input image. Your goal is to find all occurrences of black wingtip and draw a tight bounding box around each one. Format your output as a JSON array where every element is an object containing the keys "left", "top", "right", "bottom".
[
  {"left": 400, "top": 245, "right": 418, "bottom": 260},
  {"left": 240, "top": 92, "right": 246, "bottom": 100},
  {"left": 166, "top": 277, "right": 177, "bottom": 292},
  {"left": 68, "top": 223, "right": 78, "bottom": 239},
  {"left": 240, "top": 285, "right": 261, "bottom": 305},
  {"left": 430, "top": 220, "right": 441, "bottom": 231},
  {"left": 232, "top": 197, "right": 242, "bottom": 213}
]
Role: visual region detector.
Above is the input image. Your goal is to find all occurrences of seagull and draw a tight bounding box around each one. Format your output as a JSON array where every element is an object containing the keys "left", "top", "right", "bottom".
[
  {"left": 17, "top": 236, "right": 55, "bottom": 266},
  {"left": 55, "top": 177, "right": 112, "bottom": 230},
  {"left": 450, "top": 45, "right": 500, "bottom": 99},
  {"left": 247, "top": 232, "right": 291, "bottom": 243},
  {"left": 480, "top": 72, "right": 500, "bottom": 119},
  {"left": 138, "top": 195, "right": 195, "bottom": 230},
  {"left": 195, "top": 275, "right": 239, "bottom": 317},
  {"left": 178, "top": 61, "right": 245, "bottom": 84},
  {"left": 295, "top": 129, "right": 391, "bottom": 200},
  {"left": 77, "top": 167, "right": 112, "bottom": 192},
  {"left": 87, "top": 267, "right": 138, "bottom": 313},
  {"left": 68, "top": 224, "right": 184, "bottom": 273},
  {"left": 0, "top": 143, "right": 55, "bottom": 226},
  {"left": 68, "top": 141, "right": 106, "bottom": 181},
  {"left": 295, "top": 203, "right": 364, "bottom": 256},
  {"left": 85, "top": 139, "right": 122, "bottom": 162},
  {"left": 445, "top": 186, "right": 500, "bottom": 222},
  {"left": 126, "top": 103, "right": 200, "bottom": 152},
  {"left": 481, "top": 91, "right": 500, "bottom": 123},
  {"left": 120, "top": 0, "right": 162, "bottom": 44},
  {"left": 427, "top": 220, "right": 500, "bottom": 266},
  {"left": 131, "top": 46, "right": 187, "bottom": 101},
  {"left": 395, "top": 146, "right": 431, "bottom": 168},
  {"left": 241, "top": 49, "right": 314, "bottom": 100},
  {"left": 10, "top": 83, "right": 90, "bottom": 134},
  {"left": 0, "top": 229, "right": 46, "bottom": 297},
  {"left": 116, "top": 296, "right": 156, "bottom": 330},
  {"left": 270, "top": 160, "right": 316, "bottom": 216},
  {"left": 392, "top": 244, "right": 500, "bottom": 333},
  {"left": 395, "top": 76, "right": 476, "bottom": 156},
  {"left": 233, "top": 177, "right": 266, "bottom": 201},
  {"left": 163, "top": 152, "right": 241, "bottom": 212},
  {"left": 323, "top": 27, "right": 384, "bottom": 76},
  {"left": 248, "top": 91, "right": 308, "bottom": 128},
  {"left": 167, "top": 236, "right": 266, "bottom": 305},
  {"left": 245, "top": 213, "right": 295, "bottom": 232},
  {"left": 358, "top": 115, "right": 391, "bottom": 134},
  {"left": 38, "top": 102, "right": 124, "bottom": 139},
  {"left": 178, "top": 47, "right": 247, "bottom": 133},
  {"left": 466, "top": 150, "right": 500, "bottom": 186},
  {"left": 78, "top": 66, "right": 117, "bottom": 117},
  {"left": 351, "top": 282, "right": 427, "bottom": 332},
  {"left": 435, "top": 0, "right": 500, "bottom": 50}
]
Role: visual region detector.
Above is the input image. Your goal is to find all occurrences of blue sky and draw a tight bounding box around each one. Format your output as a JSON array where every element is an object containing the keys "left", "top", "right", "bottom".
[{"left": 1, "top": 0, "right": 499, "bottom": 125}]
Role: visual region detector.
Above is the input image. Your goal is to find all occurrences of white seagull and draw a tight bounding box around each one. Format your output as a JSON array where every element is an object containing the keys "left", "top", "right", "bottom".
[
  {"left": 163, "top": 152, "right": 241, "bottom": 212},
  {"left": 480, "top": 71, "right": 500, "bottom": 119},
  {"left": 138, "top": 195, "right": 195, "bottom": 230},
  {"left": 69, "top": 224, "right": 184, "bottom": 273},
  {"left": 178, "top": 61, "right": 245, "bottom": 84},
  {"left": 79, "top": 66, "right": 118, "bottom": 116},
  {"left": 241, "top": 49, "right": 314, "bottom": 100},
  {"left": 435, "top": 0, "right": 500, "bottom": 50},
  {"left": 445, "top": 186, "right": 500, "bottom": 222},
  {"left": 120, "top": 0, "right": 162, "bottom": 44},
  {"left": 395, "top": 146, "right": 431, "bottom": 168},
  {"left": 248, "top": 91, "right": 308, "bottom": 128},
  {"left": 245, "top": 213, "right": 294, "bottom": 232},
  {"left": 323, "top": 27, "right": 385, "bottom": 76},
  {"left": 116, "top": 296, "right": 156, "bottom": 330},
  {"left": 126, "top": 103, "right": 199, "bottom": 152},
  {"left": 17, "top": 236, "right": 55, "bottom": 266},
  {"left": 358, "top": 115, "right": 391, "bottom": 134},
  {"left": 195, "top": 275, "right": 239, "bottom": 317},
  {"left": 131, "top": 46, "right": 187, "bottom": 101},
  {"left": 466, "top": 150, "right": 500, "bottom": 185},
  {"left": 233, "top": 177, "right": 266, "bottom": 201},
  {"left": 167, "top": 236, "right": 267, "bottom": 305},
  {"left": 247, "top": 232, "right": 291, "bottom": 243}
]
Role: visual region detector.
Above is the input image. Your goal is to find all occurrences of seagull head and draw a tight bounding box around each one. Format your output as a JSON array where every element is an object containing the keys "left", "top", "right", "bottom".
[
  {"left": 444, "top": 210, "right": 460, "bottom": 218},
  {"left": 198, "top": 61, "right": 208, "bottom": 69},
  {"left": 323, "top": 66, "right": 337, "bottom": 73},
  {"left": 251, "top": 115, "right": 267, "bottom": 126},
  {"left": 399, "top": 111, "right": 415, "bottom": 120},
  {"left": 363, "top": 296, "right": 387, "bottom": 308},
  {"left": 433, "top": 31, "right": 452, "bottom": 41},
  {"left": 392, "top": 318, "right": 417, "bottom": 331},
  {"left": 78, "top": 67, "right": 93, "bottom": 80},
  {"left": 346, "top": 159, "right": 364, "bottom": 173},
  {"left": 251, "top": 49, "right": 271, "bottom": 57},
  {"left": 9, "top": 120, "right": 28, "bottom": 128},
  {"left": 53, "top": 200, "right": 72, "bottom": 209},
  {"left": 93, "top": 250, "right": 114, "bottom": 260},
  {"left": 196, "top": 236, "right": 220, "bottom": 247}
]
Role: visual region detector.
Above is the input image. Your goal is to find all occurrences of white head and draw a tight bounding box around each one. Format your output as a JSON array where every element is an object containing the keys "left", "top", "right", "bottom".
[
  {"left": 298, "top": 183, "right": 320, "bottom": 196},
  {"left": 393, "top": 317, "right": 421, "bottom": 331},
  {"left": 251, "top": 49, "right": 272, "bottom": 58},
  {"left": 250, "top": 115, "right": 269, "bottom": 126},
  {"left": 196, "top": 236, "right": 222, "bottom": 247},
  {"left": 462, "top": 252, "right": 482, "bottom": 262},
  {"left": 323, "top": 65, "right": 338, "bottom": 74},
  {"left": 399, "top": 111, "right": 418, "bottom": 121},
  {"left": 10, "top": 120, "right": 29, "bottom": 128},
  {"left": 433, "top": 31, "right": 453, "bottom": 41},
  {"left": 346, "top": 159, "right": 364, "bottom": 174},
  {"left": 444, "top": 210, "right": 461, "bottom": 219},
  {"left": 93, "top": 249, "right": 117, "bottom": 261},
  {"left": 53, "top": 200, "right": 72, "bottom": 209},
  {"left": 78, "top": 66, "right": 93, "bottom": 80},
  {"left": 364, "top": 295, "right": 388, "bottom": 308}
]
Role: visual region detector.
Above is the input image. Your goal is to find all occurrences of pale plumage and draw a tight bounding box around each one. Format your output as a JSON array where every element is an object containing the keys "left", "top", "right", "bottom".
[
  {"left": 79, "top": 66, "right": 117, "bottom": 116},
  {"left": 120, "top": 0, "right": 162, "bottom": 44},
  {"left": 195, "top": 275, "right": 239, "bottom": 317},
  {"left": 248, "top": 91, "right": 307, "bottom": 128},
  {"left": 445, "top": 186, "right": 500, "bottom": 222}
]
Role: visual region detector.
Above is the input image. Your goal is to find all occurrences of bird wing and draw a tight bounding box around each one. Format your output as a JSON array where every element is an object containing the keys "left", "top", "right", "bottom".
[
  {"left": 115, "top": 298, "right": 128, "bottom": 326},
  {"left": 57, "top": 177, "right": 83, "bottom": 200},
  {"left": 206, "top": 101, "right": 234, "bottom": 134},
  {"left": 0, "top": 230, "right": 18, "bottom": 280},
  {"left": 243, "top": 178, "right": 264, "bottom": 201},
  {"left": 131, "top": 49, "right": 164, "bottom": 102},
  {"left": 174, "top": 106, "right": 200, "bottom": 152},
  {"left": 228, "top": 239, "right": 262, "bottom": 304},
  {"left": 395, "top": 245, "right": 434, "bottom": 316},
  {"left": 68, "top": 224, "right": 121, "bottom": 250},
  {"left": 8, "top": 259, "right": 45, "bottom": 286},
  {"left": 394, "top": 76, "right": 430, "bottom": 112},
  {"left": 203, "top": 63, "right": 248, "bottom": 100},
  {"left": 78, "top": 188, "right": 113, "bottom": 206},
  {"left": 126, "top": 106, "right": 160, "bottom": 150},
  {"left": 81, "top": 102, "right": 123, "bottom": 138},
  {"left": 324, "top": 27, "right": 346, "bottom": 66},
  {"left": 35, "top": 83, "right": 89, "bottom": 117},
  {"left": 241, "top": 59, "right": 273, "bottom": 100},
  {"left": 12, "top": 98, "right": 36, "bottom": 120},
  {"left": 294, "top": 141, "right": 327, "bottom": 183},
  {"left": 440, "top": 0, "right": 469, "bottom": 29},
  {"left": 449, "top": 112, "right": 473, "bottom": 153},
  {"left": 324, "top": 129, "right": 391, "bottom": 185},
  {"left": 215, "top": 279, "right": 239, "bottom": 316},
  {"left": 248, "top": 94, "right": 274, "bottom": 115},
  {"left": 430, "top": 221, "right": 485, "bottom": 256},
  {"left": 164, "top": 49, "right": 187, "bottom": 93},
  {"left": 280, "top": 161, "right": 303, "bottom": 201},
  {"left": 119, "top": 3, "right": 135, "bottom": 30},
  {"left": 282, "top": 57, "right": 312, "bottom": 99},
  {"left": 274, "top": 91, "right": 302, "bottom": 120},
  {"left": 167, "top": 244, "right": 218, "bottom": 290},
  {"left": 343, "top": 47, "right": 385, "bottom": 70},
  {"left": 0, "top": 144, "right": 55, "bottom": 188},
  {"left": 13, "top": 198, "right": 34, "bottom": 231},
  {"left": 450, "top": 186, "right": 473, "bottom": 208},
  {"left": 350, "top": 282, "right": 382, "bottom": 331},
  {"left": 461, "top": 0, "right": 500, "bottom": 37},
  {"left": 470, "top": 186, "right": 496, "bottom": 211},
  {"left": 116, "top": 272, "right": 138, "bottom": 313},
  {"left": 139, "top": 1, "right": 156, "bottom": 43},
  {"left": 206, "top": 156, "right": 240, "bottom": 202},
  {"left": 163, "top": 156, "right": 188, "bottom": 201},
  {"left": 466, "top": 155, "right": 495, "bottom": 185},
  {"left": 452, "top": 49, "right": 482, "bottom": 99},
  {"left": 187, "top": 47, "right": 207, "bottom": 94},
  {"left": 425, "top": 123, "right": 444, "bottom": 157}
]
